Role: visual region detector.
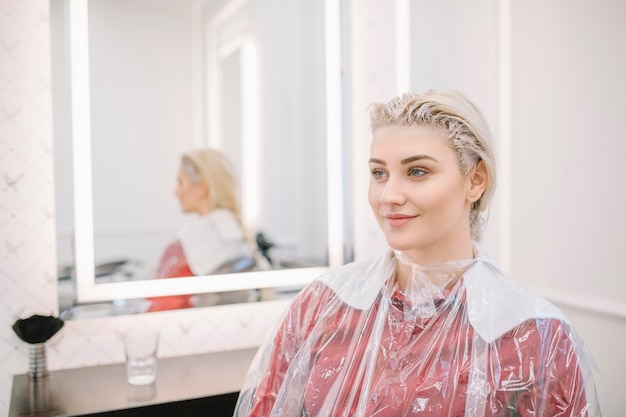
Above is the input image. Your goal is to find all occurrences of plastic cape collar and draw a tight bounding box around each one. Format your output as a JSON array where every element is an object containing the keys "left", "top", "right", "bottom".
[{"left": 317, "top": 246, "right": 566, "bottom": 343}]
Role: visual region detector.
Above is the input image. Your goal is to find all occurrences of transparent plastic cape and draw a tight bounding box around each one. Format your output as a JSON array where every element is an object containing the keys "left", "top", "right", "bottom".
[{"left": 234, "top": 244, "right": 601, "bottom": 417}]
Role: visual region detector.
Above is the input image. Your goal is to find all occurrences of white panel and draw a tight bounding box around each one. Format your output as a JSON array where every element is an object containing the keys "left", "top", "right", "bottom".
[{"left": 509, "top": 0, "right": 626, "bottom": 307}]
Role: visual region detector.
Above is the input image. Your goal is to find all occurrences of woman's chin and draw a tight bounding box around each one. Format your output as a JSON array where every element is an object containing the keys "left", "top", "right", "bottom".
[{"left": 385, "top": 239, "right": 422, "bottom": 253}]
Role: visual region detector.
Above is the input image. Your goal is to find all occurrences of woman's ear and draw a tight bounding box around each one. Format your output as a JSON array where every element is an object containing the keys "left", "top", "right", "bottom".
[
  {"left": 468, "top": 160, "right": 488, "bottom": 203},
  {"left": 199, "top": 182, "right": 211, "bottom": 200},
  {"left": 196, "top": 182, "right": 215, "bottom": 214}
]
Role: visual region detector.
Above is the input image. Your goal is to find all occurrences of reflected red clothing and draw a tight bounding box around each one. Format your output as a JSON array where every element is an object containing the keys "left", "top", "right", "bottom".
[
  {"left": 146, "top": 240, "right": 194, "bottom": 311},
  {"left": 246, "top": 280, "right": 589, "bottom": 417},
  {"left": 146, "top": 210, "right": 253, "bottom": 312}
]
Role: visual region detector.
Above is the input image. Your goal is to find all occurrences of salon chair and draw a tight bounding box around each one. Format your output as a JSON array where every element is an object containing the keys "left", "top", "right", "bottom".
[{"left": 213, "top": 257, "right": 257, "bottom": 274}]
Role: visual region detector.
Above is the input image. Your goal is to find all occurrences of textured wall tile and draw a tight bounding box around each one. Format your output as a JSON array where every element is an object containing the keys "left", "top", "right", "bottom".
[{"left": 0, "top": 1, "right": 55, "bottom": 414}]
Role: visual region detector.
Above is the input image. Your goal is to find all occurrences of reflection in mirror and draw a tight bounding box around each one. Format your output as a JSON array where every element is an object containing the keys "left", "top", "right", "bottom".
[{"left": 51, "top": 0, "right": 346, "bottom": 319}]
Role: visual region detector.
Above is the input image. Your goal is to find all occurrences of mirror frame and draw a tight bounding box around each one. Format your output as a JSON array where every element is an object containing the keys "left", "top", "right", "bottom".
[{"left": 68, "top": 0, "right": 345, "bottom": 303}]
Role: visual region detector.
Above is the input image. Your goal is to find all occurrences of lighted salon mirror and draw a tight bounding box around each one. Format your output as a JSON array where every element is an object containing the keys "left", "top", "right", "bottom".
[{"left": 51, "top": 0, "right": 346, "bottom": 318}]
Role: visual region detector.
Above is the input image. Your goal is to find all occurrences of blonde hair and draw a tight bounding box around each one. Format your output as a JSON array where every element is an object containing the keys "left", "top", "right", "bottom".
[
  {"left": 369, "top": 90, "right": 496, "bottom": 240},
  {"left": 181, "top": 148, "right": 243, "bottom": 226}
]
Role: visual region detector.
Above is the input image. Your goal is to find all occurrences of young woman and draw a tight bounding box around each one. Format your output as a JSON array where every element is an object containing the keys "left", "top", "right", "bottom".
[
  {"left": 147, "top": 148, "right": 257, "bottom": 312},
  {"left": 233, "top": 90, "right": 601, "bottom": 416}
]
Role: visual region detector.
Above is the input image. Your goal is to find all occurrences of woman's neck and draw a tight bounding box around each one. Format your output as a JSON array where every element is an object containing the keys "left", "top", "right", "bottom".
[
  {"left": 196, "top": 203, "right": 215, "bottom": 216},
  {"left": 394, "top": 242, "right": 475, "bottom": 290}
]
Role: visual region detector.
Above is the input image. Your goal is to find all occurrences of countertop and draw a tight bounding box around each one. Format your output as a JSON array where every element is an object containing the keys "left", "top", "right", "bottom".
[{"left": 8, "top": 347, "right": 258, "bottom": 417}]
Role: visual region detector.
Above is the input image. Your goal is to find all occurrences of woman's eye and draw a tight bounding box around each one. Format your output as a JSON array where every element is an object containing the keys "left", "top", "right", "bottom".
[
  {"left": 371, "top": 169, "right": 386, "bottom": 179},
  {"left": 409, "top": 167, "right": 427, "bottom": 178}
]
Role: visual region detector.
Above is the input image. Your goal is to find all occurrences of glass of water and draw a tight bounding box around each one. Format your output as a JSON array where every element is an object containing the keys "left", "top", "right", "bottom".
[{"left": 122, "top": 328, "right": 159, "bottom": 385}]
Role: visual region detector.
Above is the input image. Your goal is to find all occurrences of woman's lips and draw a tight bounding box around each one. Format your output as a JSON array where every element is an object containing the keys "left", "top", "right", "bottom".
[{"left": 384, "top": 214, "right": 417, "bottom": 227}]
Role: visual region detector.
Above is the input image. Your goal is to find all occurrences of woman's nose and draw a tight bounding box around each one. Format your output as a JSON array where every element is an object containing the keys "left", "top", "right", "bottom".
[{"left": 379, "top": 177, "right": 406, "bottom": 205}]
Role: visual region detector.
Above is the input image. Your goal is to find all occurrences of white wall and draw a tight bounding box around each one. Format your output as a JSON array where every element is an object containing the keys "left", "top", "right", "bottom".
[{"left": 509, "top": 0, "right": 626, "bottom": 307}]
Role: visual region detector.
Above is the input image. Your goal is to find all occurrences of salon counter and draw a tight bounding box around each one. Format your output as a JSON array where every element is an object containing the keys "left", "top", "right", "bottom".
[{"left": 8, "top": 347, "right": 258, "bottom": 417}]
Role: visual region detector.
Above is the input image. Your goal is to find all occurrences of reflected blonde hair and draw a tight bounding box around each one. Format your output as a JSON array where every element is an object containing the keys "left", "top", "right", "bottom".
[
  {"left": 369, "top": 90, "right": 496, "bottom": 240},
  {"left": 181, "top": 148, "right": 243, "bottom": 226}
]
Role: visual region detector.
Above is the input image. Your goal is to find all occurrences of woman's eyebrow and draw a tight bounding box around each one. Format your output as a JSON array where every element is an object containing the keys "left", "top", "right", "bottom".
[
  {"left": 369, "top": 155, "right": 439, "bottom": 165},
  {"left": 401, "top": 155, "right": 439, "bottom": 164}
]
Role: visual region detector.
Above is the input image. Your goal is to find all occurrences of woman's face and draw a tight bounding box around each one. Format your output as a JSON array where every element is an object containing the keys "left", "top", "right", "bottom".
[
  {"left": 368, "top": 125, "right": 483, "bottom": 263},
  {"left": 175, "top": 168, "right": 209, "bottom": 214}
]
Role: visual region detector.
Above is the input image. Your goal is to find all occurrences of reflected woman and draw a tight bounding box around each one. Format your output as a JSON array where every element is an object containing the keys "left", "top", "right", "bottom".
[{"left": 147, "top": 148, "right": 259, "bottom": 312}]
